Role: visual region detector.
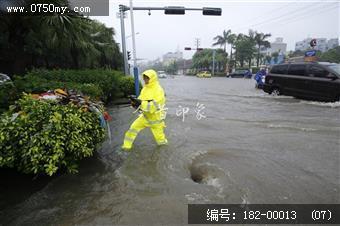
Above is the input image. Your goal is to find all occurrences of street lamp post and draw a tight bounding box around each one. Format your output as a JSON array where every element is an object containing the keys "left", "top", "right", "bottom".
[
  {"left": 119, "top": 5, "right": 128, "bottom": 75},
  {"left": 129, "top": 0, "right": 140, "bottom": 96}
]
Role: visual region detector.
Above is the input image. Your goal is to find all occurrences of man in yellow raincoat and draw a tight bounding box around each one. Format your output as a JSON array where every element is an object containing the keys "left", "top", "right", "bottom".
[{"left": 122, "top": 69, "right": 168, "bottom": 150}]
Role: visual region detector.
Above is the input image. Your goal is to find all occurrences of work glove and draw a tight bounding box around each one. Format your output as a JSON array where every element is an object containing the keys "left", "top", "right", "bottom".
[{"left": 128, "top": 95, "right": 141, "bottom": 109}]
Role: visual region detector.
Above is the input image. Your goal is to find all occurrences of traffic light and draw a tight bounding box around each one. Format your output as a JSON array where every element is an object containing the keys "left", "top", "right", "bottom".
[
  {"left": 197, "top": 48, "right": 204, "bottom": 51},
  {"left": 184, "top": 47, "right": 191, "bottom": 50},
  {"left": 164, "top": 6, "right": 185, "bottom": 15},
  {"left": 202, "top": 7, "right": 222, "bottom": 16},
  {"left": 127, "top": 51, "right": 131, "bottom": 60},
  {"left": 119, "top": 5, "right": 128, "bottom": 12}
]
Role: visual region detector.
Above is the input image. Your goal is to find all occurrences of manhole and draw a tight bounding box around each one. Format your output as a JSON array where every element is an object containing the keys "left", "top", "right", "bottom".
[{"left": 190, "top": 172, "right": 204, "bottom": 184}]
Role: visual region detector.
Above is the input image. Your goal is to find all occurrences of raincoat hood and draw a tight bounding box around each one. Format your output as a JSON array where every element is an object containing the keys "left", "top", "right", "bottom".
[{"left": 142, "top": 69, "right": 159, "bottom": 88}]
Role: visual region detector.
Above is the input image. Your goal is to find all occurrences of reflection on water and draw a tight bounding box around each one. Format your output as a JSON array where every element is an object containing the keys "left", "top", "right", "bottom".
[{"left": 1, "top": 76, "right": 339, "bottom": 225}]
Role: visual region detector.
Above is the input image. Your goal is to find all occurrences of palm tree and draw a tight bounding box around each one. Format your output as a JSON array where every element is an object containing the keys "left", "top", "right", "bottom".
[
  {"left": 232, "top": 34, "right": 244, "bottom": 68},
  {"left": 0, "top": 0, "right": 123, "bottom": 73},
  {"left": 213, "top": 29, "right": 231, "bottom": 52},
  {"left": 246, "top": 30, "right": 257, "bottom": 68},
  {"left": 213, "top": 29, "right": 236, "bottom": 72},
  {"left": 254, "top": 32, "right": 271, "bottom": 67},
  {"left": 226, "top": 33, "right": 237, "bottom": 70},
  {"left": 234, "top": 34, "right": 256, "bottom": 68}
]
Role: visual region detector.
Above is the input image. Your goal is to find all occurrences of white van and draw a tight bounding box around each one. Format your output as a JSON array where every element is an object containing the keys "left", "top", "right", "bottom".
[{"left": 157, "top": 71, "right": 167, "bottom": 78}]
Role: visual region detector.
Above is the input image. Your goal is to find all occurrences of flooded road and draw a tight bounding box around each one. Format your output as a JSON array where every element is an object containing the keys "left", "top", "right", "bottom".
[{"left": 1, "top": 76, "right": 339, "bottom": 225}]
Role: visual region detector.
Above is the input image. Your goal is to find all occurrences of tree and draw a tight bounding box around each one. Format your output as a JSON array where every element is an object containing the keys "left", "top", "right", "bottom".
[
  {"left": 165, "top": 60, "right": 178, "bottom": 74},
  {"left": 245, "top": 30, "right": 257, "bottom": 68},
  {"left": 192, "top": 49, "right": 227, "bottom": 72},
  {"left": 215, "top": 49, "right": 228, "bottom": 72},
  {"left": 234, "top": 35, "right": 256, "bottom": 68},
  {"left": 320, "top": 46, "right": 340, "bottom": 63},
  {"left": 0, "top": 0, "right": 122, "bottom": 75},
  {"left": 213, "top": 29, "right": 231, "bottom": 52},
  {"left": 213, "top": 29, "right": 236, "bottom": 72},
  {"left": 254, "top": 31, "right": 271, "bottom": 67},
  {"left": 271, "top": 52, "right": 279, "bottom": 64},
  {"left": 212, "top": 29, "right": 238, "bottom": 72},
  {"left": 288, "top": 50, "right": 304, "bottom": 58},
  {"left": 227, "top": 33, "right": 237, "bottom": 71}
]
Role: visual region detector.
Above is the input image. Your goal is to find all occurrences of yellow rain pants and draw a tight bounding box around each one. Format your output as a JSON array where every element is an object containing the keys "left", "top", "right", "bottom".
[{"left": 122, "top": 69, "right": 168, "bottom": 150}]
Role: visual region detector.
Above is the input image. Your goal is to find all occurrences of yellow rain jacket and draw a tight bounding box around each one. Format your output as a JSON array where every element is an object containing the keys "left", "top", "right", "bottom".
[{"left": 122, "top": 69, "right": 168, "bottom": 150}]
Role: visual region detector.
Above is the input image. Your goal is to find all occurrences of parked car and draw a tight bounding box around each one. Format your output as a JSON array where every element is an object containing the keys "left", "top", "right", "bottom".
[
  {"left": 158, "top": 71, "right": 167, "bottom": 78},
  {"left": 227, "top": 69, "right": 252, "bottom": 78},
  {"left": 263, "top": 62, "right": 340, "bottom": 102},
  {"left": 196, "top": 71, "right": 211, "bottom": 78}
]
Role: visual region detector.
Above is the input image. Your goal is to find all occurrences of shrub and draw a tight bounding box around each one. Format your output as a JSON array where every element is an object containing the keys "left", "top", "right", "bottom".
[
  {"left": 0, "top": 95, "right": 105, "bottom": 176},
  {"left": 118, "top": 76, "right": 142, "bottom": 97},
  {"left": 14, "top": 76, "right": 104, "bottom": 101},
  {"left": 214, "top": 72, "right": 227, "bottom": 77},
  {"left": 0, "top": 81, "right": 17, "bottom": 113},
  {"left": 14, "top": 69, "right": 125, "bottom": 102}
]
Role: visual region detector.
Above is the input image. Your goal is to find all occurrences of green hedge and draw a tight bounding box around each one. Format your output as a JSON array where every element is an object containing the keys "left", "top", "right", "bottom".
[
  {"left": 13, "top": 69, "right": 135, "bottom": 102},
  {"left": 213, "top": 72, "right": 227, "bottom": 77},
  {"left": 118, "top": 76, "right": 142, "bottom": 97},
  {"left": 14, "top": 76, "right": 104, "bottom": 100},
  {"left": 0, "top": 81, "right": 17, "bottom": 113},
  {"left": 0, "top": 95, "right": 105, "bottom": 176}
]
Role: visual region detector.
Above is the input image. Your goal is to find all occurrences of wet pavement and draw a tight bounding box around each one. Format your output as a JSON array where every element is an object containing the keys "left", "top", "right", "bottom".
[{"left": 1, "top": 76, "right": 339, "bottom": 225}]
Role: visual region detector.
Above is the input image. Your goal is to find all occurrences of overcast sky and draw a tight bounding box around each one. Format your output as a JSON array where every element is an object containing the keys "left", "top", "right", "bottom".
[{"left": 92, "top": 0, "right": 340, "bottom": 62}]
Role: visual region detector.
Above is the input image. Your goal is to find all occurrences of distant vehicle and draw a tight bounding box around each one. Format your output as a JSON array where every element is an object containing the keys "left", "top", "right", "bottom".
[
  {"left": 263, "top": 62, "right": 340, "bottom": 102},
  {"left": 227, "top": 69, "right": 252, "bottom": 78},
  {"left": 0, "top": 73, "right": 12, "bottom": 85},
  {"left": 196, "top": 71, "right": 211, "bottom": 78},
  {"left": 158, "top": 71, "right": 167, "bottom": 78}
]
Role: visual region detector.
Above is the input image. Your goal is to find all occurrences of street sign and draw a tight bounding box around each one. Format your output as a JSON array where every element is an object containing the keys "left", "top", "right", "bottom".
[
  {"left": 304, "top": 50, "right": 318, "bottom": 62},
  {"left": 305, "top": 50, "right": 316, "bottom": 57}
]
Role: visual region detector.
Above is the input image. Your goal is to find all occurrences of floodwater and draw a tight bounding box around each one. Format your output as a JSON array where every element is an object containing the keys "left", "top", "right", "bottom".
[{"left": 1, "top": 76, "right": 339, "bottom": 225}]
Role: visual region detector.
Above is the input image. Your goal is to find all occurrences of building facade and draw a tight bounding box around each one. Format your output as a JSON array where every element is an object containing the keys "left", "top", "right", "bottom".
[
  {"left": 162, "top": 51, "right": 183, "bottom": 65},
  {"left": 261, "top": 37, "right": 287, "bottom": 55},
  {"left": 295, "top": 38, "right": 338, "bottom": 52}
]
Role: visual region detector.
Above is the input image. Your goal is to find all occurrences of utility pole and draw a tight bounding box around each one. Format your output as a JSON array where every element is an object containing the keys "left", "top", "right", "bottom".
[
  {"left": 183, "top": 60, "right": 186, "bottom": 75},
  {"left": 195, "top": 38, "right": 201, "bottom": 50},
  {"left": 119, "top": 5, "right": 128, "bottom": 75}
]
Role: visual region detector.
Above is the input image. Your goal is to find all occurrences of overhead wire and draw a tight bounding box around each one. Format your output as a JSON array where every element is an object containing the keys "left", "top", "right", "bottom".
[
  {"left": 232, "top": 2, "right": 331, "bottom": 33},
  {"left": 271, "top": 3, "right": 339, "bottom": 29},
  {"left": 231, "top": 1, "right": 294, "bottom": 27}
]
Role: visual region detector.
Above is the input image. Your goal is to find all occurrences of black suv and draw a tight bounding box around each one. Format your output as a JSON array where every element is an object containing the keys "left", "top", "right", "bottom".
[{"left": 263, "top": 62, "right": 340, "bottom": 102}]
